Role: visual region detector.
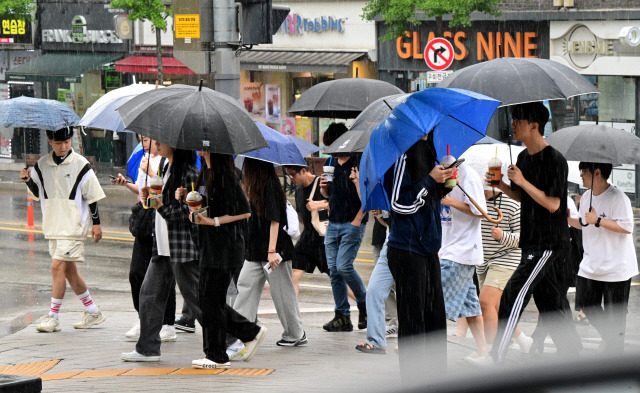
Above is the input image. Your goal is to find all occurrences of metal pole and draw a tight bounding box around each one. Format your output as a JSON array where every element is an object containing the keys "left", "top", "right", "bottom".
[
  {"left": 635, "top": 77, "right": 640, "bottom": 207},
  {"left": 212, "top": 0, "right": 241, "bottom": 100}
]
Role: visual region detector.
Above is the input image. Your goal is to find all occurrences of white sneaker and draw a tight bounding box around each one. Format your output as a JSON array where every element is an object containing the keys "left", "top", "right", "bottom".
[
  {"left": 226, "top": 340, "right": 246, "bottom": 361},
  {"left": 73, "top": 309, "right": 106, "bottom": 329},
  {"left": 192, "top": 358, "right": 230, "bottom": 369},
  {"left": 243, "top": 325, "right": 267, "bottom": 362},
  {"left": 36, "top": 315, "right": 61, "bottom": 333},
  {"left": 159, "top": 325, "right": 177, "bottom": 342},
  {"left": 125, "top": 322, "right": 140, "bottom": 340},
  {"left": 121, "top": 350, "right": 160, "bottom": 362},
  {"left": 464, "top": 352, "right": 494, "bottom": 367},
  {"left": 385, "top": 325, "right": 398, "bottom": 338}
]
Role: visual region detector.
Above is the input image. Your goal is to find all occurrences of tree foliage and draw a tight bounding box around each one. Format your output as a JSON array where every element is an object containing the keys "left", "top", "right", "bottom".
[
  {"left": 363, "top": 0, "right": 502, "bottom": 41},
  {"left": 0, "top": 0, "right": 35, "bottom": 21},
  {"left": 110, "top": 0, "right": 171, "bottom": 31}
]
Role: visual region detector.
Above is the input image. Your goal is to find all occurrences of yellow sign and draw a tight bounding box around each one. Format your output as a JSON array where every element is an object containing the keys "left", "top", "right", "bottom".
[{"left": 175, "top": 14, "right": 200, "bottom": 39}]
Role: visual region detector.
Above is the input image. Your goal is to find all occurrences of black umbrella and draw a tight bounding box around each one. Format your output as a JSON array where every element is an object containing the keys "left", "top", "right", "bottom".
[
  {"left": 116, "top": 82, "right": 267, "bottom": 155},
  {"left": 546, "top": 124, "right": 640, "bottom": 226},
  {"left": 288, "top": 78, "right": 404, "bottom": 119},
  {"left": 324, "top": 93, "right": 410, "bottom": 154},
  {"left": 439, "top": 57, "right": 600, "bottom": 164}
]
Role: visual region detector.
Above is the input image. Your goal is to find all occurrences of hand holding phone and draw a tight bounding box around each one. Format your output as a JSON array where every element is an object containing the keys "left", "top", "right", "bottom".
[{"left": 446, "top": 158, "right": 465, "bottom": 169}]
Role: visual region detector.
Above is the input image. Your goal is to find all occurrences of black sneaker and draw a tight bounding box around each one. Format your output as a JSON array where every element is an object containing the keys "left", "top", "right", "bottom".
[
  {"left": 276, "top": 331, "right": 308, "bottom": 347},
  {"left": 175, "top": 316, "right": 196, "bottom": 333},
  {"left": 323, "top": 312, "right": 353, "bottom": 332}
]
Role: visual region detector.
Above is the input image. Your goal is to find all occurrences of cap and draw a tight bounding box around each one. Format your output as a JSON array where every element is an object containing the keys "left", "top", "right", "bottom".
[{"left": 46, "top": 127, "right": 74, "bottom": 141}]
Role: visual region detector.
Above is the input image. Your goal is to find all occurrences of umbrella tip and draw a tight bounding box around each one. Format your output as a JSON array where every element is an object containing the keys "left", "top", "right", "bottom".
[{"left": 199, "top": 79, "right": 203, "bottom": 91}]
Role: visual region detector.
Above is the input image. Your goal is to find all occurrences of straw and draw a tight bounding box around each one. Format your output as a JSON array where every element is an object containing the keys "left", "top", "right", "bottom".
[
  {"left": 447, "top": 144, "right": 450, "bottom": 156},
  {"left": 495, "top": 146, "right": 498, "bottom": 158},
  {"left": 191, "top": 182, "right": 195, "bottom": 192}
]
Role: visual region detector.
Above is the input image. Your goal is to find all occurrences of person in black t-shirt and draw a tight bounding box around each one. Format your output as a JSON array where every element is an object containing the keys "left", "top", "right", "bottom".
[
  {"left": 233, "top": 158, "right": 307, "bottom": 347},
  {"left": 285, "top": 166, "right": 330, "bottom": 295},
  {"left": 481, "top": 102, "right": 582, "bottom": 364}
]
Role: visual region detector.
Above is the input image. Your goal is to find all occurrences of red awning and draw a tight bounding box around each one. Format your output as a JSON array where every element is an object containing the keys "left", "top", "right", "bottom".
[{"left": 115, "top": 56, "right": 196, "bottom": 75}]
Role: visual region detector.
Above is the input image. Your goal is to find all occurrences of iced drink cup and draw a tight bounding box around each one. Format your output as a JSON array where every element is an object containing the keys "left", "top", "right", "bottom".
[
  {"left": 488, "top": 157, "right": 502, "bottom": 186},
  {"left": 186, "top": 191, "right": 203, "bottom": 213},
  {"left": 323, "top": 166, "right": 335, "bottom": 182},
  {"left": 441, "top": 155, "right": 458, "bottom": 188}
]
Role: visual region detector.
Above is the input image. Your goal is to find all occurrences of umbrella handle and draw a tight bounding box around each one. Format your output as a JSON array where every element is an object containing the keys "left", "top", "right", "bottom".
[{"left": 469, "top": 197, "right": 504, "bottom": 224}]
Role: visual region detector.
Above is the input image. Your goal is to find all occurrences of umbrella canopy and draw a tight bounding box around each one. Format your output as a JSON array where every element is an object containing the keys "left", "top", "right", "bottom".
[
  {"left": 240, "top": 122, "right": 307, "bottom": 166},
  {"left": 288, "top": 78, "right": 404, "bottom": 119},
  {"left": 117, "top": 83, "right": 267, "bottom": 155},
  {"left": 79, "top": 84, "right": 163, "bottom": 133},
  {"left": 285, "top": 135, "right": 319, "bottom": 157},
  {"left": 438, "top": 57, "right": 600, "bottom": 106},
  {"left": 360, "top": 88, "right": 501, "bottom": 211},
  {"left": 546, "top": 124, "right": 640, "bottom": 166},
  {"left": 460, "top": 142, "right": 582, "bottom": 185},
  {"left": 0, "top": 96, "right": 80, "bottom": 130},
  {"left": 127, "top": 141, "right": 202, "bottom": 183},
  {"left": 324, "top": 93, "right": 410, "bottom": 154}
]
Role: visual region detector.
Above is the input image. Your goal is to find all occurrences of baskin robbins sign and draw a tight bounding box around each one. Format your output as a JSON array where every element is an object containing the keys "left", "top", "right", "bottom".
[{"left": 279, "top": 13, "right": 346, "bottom": 35}]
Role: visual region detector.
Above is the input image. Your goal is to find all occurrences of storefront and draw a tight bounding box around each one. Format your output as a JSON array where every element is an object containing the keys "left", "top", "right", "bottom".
[
  {"left": 236, "top": 0, "right": 377, "bottom": 147},
  {"left": 550, "top": 17, "right": 640, "bottom": 202}
]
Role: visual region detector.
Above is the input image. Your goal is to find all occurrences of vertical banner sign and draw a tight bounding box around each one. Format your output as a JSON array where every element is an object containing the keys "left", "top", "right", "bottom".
[
  {"left": 281, "top": 117, "right": 296, "bottom": 136},
  {"left": 265, "top": 85, "right": 281, "bottom": 124},
  {"left": 424, "top": 38, "right": 454, "bottom": 71},
  {"left": 295, "top": 118, "right": 312, "bottom": 142},
  {"left": 241, "top": 82, "right": 265, "bottom": 123}
]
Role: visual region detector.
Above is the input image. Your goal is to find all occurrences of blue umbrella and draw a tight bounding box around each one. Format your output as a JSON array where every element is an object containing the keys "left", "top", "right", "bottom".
[
  {"left": 0, "top": 96, "right": 79, "bottom": 130},
  {"left": 285, "top": 135, "right": 319, "bottom": 157},
  {"left": 127, "top": 142, "right": 201, "bottom": 183},
  {"left": 240, "top": 122, "right": 307, "bottom": 166},
  {"left": 360, "top": 88, "right": 501, "bottom": 211}
]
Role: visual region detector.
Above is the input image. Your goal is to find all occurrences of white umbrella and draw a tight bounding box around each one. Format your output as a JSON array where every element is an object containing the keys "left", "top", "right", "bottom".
[{"left": 79, "top": 84, "right": 163, "bottom": 133}]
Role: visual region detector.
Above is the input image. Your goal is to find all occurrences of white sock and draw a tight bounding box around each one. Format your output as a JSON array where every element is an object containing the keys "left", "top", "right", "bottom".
[
  {"left": 77, "top": 290, "right": 99, "bottom": 313},
  {"left": 163, "top": 324, "right": 175, "bottom": 331},
  {"left": 49, "top": 298, "right": 63, "bottom": 319},
  {"left": 515, "top": 332, "right": 532, "bottom": 345}
]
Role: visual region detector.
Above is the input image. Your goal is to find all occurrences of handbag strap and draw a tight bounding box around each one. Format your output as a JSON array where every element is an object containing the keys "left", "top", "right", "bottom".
[{"left": 310, "top": 176, "right": 320, "bottom": 202}]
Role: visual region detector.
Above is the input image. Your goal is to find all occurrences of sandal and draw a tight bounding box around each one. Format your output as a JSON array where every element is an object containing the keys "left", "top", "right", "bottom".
[
  {"left": 574, "top": 313, "right": 589, "bottom": 326},
  {"left": 355, "top": 342, "right": 386, "bottom": 355}
]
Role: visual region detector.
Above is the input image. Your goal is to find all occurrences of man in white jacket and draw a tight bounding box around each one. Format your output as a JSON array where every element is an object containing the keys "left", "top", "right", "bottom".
[{"left": 20, "top": 128, "right": 106, "bottom": 333}]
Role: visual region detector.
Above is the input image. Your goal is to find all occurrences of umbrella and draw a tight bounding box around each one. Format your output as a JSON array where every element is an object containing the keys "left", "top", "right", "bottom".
[
  {"left": 324, "top": 93, "right": 410, "bottom": 154},
  {"left": 0, "top": 96, "right": 80, "bottom": 130},
  {"left": 288, "top": 78, "right": 404, "bottom": 119},
  {"left": 359, "top": 87, "right": 501, "bottom": 212},
  {"left": 438, "top": 57, "right": 600, "bottom": 107},
  {"left": 285, "top": 135, "right": 319, "bottom": 157},
  {"left": 240, "top": 122, "right": 307, "bottom": 166},
  {"left": 79, "top": 84, "right": 163, "bottom": 133},
  {"left": 117, "top": 82, "right": 267, "bottom": 155},
  {"left": 127, "top": 142, "right": 203, "bottom": 183},
  {"left": 546, "top": 124, "right": 640, "bottom": 226}
]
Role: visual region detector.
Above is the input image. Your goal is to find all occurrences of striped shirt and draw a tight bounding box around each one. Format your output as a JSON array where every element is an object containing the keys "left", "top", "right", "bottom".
[{"left": 476, "top": 193, "right": 521, "bottom": 275}]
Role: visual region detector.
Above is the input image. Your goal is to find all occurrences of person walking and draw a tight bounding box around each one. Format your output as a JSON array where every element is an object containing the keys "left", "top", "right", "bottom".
[
  {"left": 382, "top": 133, "right": 455, "bottom": 379},
  {"left": 188, "top": 152, "right": 267, "bottom": 368},
  {"left": 233, "top": 158, "right": 306, "bottom": 347},
  {"left": 568, "top": 162, "right": 637, "bottom": 355},
  {"left": 111, "top": 135, "right": 177, "bottom": 342},
  {"left": 20, "top": 127, "right": 106, "bottom": 332},
  {"left": 477, "top": 102, "right": 582, "bottom": 364},
  {"left": 121, "top": 143, "right": 201, "bottom": 362}
]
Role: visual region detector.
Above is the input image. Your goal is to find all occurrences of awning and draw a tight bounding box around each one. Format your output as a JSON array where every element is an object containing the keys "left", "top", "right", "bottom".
[
  {"left": 115, "top": 56, "right": 195, "bottom": 75},
  {"left": 6, "top": 53, "right": 123, "bottom": 83},
  {"left": 238, "top": 50, "right": 367, "bottom": 74}
]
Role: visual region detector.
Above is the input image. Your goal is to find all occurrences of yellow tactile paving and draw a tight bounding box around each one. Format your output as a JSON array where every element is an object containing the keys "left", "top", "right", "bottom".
[
  {"left": 71, "top": 369, "right": 131, "bottom": 379},
  {"left": 221, "top": 368, "right": 274, "bottom": 376},
  {"left": 170, "top": 368, "right": 227, "bottom": 375},
  {"left": 0, "top": 360, "right": 60, "bottom": 376},
  {"left": 122, "top": 368, "right": 178, "bottom": 376},
  {"left": 40, "top": 371, "right": 83, "bottom": 381}
]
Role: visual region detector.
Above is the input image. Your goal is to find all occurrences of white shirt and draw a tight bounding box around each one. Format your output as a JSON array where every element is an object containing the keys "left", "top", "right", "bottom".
[
  {"left": 155, "top": 165, "right": 171, "bottom": 257},
  {"left": 577, "top": 185, "right": 637, "bottom": 282},
  {"left": 135, "top": 154, "right": 163, "bottom": 201},
  {"left": 439, "top": 164, "right": 486, "bottom": 265}
]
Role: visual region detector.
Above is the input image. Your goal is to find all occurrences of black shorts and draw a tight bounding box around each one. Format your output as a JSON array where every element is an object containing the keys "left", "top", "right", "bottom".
[{"left": 292, "top": 244, "right": 328, "bottom": 275}]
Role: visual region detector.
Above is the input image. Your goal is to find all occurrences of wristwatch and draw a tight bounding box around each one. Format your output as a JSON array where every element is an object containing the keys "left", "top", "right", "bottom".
[{"left": 595, "top": 217, "right": 602, "bottom": 227}]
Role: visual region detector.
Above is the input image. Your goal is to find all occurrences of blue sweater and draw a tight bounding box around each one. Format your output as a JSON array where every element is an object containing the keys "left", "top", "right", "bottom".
[{"left": 384, "top": 154, "right": 448, "bottom": 257}]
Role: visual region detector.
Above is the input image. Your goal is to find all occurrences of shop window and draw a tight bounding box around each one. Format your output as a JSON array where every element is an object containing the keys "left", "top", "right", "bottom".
[{"left": 580, "top": 76, "right": 636, "bottom": 124}]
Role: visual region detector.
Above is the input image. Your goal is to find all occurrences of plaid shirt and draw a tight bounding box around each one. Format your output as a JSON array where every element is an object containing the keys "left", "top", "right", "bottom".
[{"left": 152, "top": 166, "right": 199, "bottom": 263}]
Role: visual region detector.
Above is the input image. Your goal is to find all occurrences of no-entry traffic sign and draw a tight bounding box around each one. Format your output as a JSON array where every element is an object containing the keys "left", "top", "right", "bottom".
[{"left": 424, "top": 38, "right": 454, "bottom": 71}]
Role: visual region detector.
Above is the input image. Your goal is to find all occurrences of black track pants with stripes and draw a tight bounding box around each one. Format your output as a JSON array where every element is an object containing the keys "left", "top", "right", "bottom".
[{"left": 491, "top": 249, "right": 582, "bottom": 362}]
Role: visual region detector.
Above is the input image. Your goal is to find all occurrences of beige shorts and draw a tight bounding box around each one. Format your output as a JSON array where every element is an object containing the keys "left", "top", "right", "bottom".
[
  {"left": 49, "top": 240, "right": 85, "bottom": 262},
  {"left": 478, "top": 265, "right": 515, "bottom": 291}
]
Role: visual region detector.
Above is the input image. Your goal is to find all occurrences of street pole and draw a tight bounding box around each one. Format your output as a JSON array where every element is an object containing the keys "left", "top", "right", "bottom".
[{"left": 212, "top": 0, "right": 241, "bottom": 100}]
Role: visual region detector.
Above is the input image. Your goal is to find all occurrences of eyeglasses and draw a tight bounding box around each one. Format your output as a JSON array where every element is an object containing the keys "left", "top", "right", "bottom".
[{"left": 287, "top": 174, "right": 296, "bottom": 179}]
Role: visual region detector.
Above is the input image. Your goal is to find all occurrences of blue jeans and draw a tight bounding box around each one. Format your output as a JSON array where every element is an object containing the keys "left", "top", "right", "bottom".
[
  {"left": 366, "top": 243, "right": 394, "bottom": 348},
  {"left": 324, "top": 221, "right": 367, "bottom": 315}
]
